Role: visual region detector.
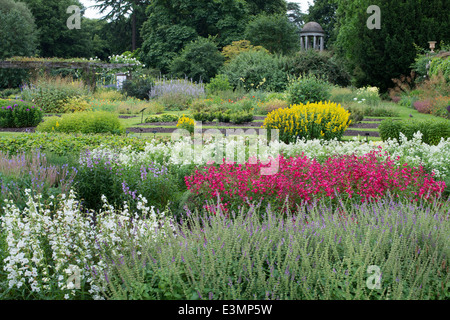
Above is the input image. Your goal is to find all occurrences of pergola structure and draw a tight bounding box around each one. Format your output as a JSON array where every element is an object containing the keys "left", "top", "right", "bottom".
[
  {"left": 0, "top": 59, "right": 138, "bottom": 90},
  {"left": 300, "top": 22, "right": 325, "bottom": 51}
]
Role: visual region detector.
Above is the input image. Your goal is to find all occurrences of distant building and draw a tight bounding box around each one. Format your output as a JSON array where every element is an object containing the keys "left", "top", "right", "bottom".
[{"left": 300, "top": 22, "right": 325, "bottom": 51}]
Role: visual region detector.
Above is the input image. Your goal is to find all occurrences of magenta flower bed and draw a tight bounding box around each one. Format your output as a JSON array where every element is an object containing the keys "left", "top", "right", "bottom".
[{"left": 185, "top": 151, "right": 446, "bottom": 211}]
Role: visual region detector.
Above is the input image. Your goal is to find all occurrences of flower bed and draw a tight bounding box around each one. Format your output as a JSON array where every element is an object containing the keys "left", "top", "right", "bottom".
[{"left": 185, "top": 151, "right": 446, "bottom": 211}]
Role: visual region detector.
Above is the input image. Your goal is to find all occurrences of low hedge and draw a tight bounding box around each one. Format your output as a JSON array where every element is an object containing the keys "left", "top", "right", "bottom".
[
  {"left": 0, "top": 132, "right": 164, "bottom": 156},
  {"left": 192, "top": 110, "right": 254, "bottom": 124},
  {"left": 145, "top": 114, "right": 180, "bottom": 123},
  {"left": 379, "top": 118, "right": 450, "bottom": 145}
]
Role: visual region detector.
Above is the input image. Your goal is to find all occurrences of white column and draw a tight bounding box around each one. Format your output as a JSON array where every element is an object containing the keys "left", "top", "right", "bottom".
[
  {"left": 320, "top": 36, "right": 324, "bottom": 51},
  {"left": 305, "top": 36, "right": 308, "bottom": 49},
  {"left": 300, "top": 36, "right": 304, "bottom": 50},
  {"left": 313, "top": 36, "right": 316, "bottom": 50}
]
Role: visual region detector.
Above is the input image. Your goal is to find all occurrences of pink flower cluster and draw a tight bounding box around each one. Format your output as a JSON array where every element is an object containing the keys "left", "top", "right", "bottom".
[{"left": 185, "top": 151, "right": 446, "bottom": 210}]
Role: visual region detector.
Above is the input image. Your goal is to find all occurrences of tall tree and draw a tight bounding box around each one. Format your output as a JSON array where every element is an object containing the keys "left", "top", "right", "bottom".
[
  {"left": 287, "top": 2, "right": 305, "bottom": 32},
  {"left": 244, "top": 13, "right": 300, "bottom": 55},
  {"left": 334, "top": 0, "right": 450, "bottom": 92},
  {"left": 0, "top": 0, "right": 39, "bottom": 88},
  {"left": 0, "top": 0, "right": 38, "bottom": 58},
  {"left": 93, "top": 0, "right": 150, "bottom": 51},
  {"left": 140, "top": 0, "right": 249, "bottom": 73},
  {"left": 304, "top": 0, "right": 338, "bottom": 48},
  {"left": 22, "top": 0, "right": 92, "bottom": 58},
  {"left": 245, "top": 0, "right": 287, "bottom": 16}
]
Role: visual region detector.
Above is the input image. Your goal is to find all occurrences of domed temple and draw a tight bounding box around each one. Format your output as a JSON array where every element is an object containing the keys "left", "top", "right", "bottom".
[{"left": 300, "top": 21, "right": 325, "bottom": 51}]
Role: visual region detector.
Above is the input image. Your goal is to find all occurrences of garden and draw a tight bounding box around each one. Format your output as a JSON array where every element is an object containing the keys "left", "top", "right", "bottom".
[{"left": 0, "top": 0, "right": 449, "bottom": 301}]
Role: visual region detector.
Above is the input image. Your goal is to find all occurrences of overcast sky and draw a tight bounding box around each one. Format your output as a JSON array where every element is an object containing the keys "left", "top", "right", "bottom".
[{"left": 79, "top": 0, "right": 314, "bottom": 19}]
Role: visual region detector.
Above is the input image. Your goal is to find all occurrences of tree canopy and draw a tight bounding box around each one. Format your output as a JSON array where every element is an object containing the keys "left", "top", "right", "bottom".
[
  {"left": 334, "top": 0, "right": 450, "bottom": 92},
  {"left": 0, "top": 0, "right": 39, "bottom": 88}
]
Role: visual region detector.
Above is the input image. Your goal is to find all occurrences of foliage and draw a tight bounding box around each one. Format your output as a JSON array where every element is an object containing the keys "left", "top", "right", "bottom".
[
  {"left": 61, "top": 96, "right": 93, "bottom": 113},
  {"left": 346, "top": 106, "right": 364, "bottom": 123},
  {"left": 353, "top": 86, "right": 381, "bottom": 107},
  {"left": 379, "top": 118, "right": 450, "bottom": 145},
  {"left": 21, "top": 75, "right": 89, "bottom": 113},
  {"left": 0, "top": 0, "right": 38, "bottom": 89},
  {"left": 205, "top": 74, "right": 233, "bottom": 95},
  {"left": 140, "top": 0, "right": 249, "bottom": 73},
  {"left": 429, "top": 57, "right": 450, "bottom": 82},
  {"left": 304, "top": 0, "right": 338, "bottom": 48},
  {"left": 169, "top": 37, "right": 225, "bottom": 83},
  {"left": 334, "top": 0, "right": 450, "bottom": 92},
  {"left": 121, "top": 77, "right": 154, "bottom": 100},
  {"left": 244, "top": 13, "right": 299, "bottom": 55},
  {"left": 93, "top": 0, "right": 151, "bottom": 51},
  {"left": 255, "top": 99, "right": 289, "bottom": 115},
  {"left": 36, "top": 111, "right": 125, "bottom": 135},
  {"left": 93, "top": 89, "right": 126, "bottom": 101},
  {"left": 145, "top": 114, "right": 179, "bottom": 123},
  {"left": 221, "top": 50, "right": 289, "bottom": 92},
  {"left": 101, "top": 197, "right": 449, "bottom": 300},
  {"left": 221, "top": 40, "right": 268, "bottom": 64},
  {"left": 263, "top": 101, "right": 351, "bottom": 143},
  {"left": 0, "top": 99, "right": 43, "bottom": 127},
  {"left": 286, "top": 50, "right": 351, "bottom": 87},
  {"left": 0, "top": 132, "right": 158, "bottom": 156},
  {"left": 347, "top": 103, "right": 399, "bottom": 118},
  {"left": 286, "top": 74, "right": 332, "bottom": 105},
  {"left": 22, "top": 0, "right": 93, "bottom": 58},
  {"left": 115, "top": 99, "right": 164, "bottom": 115},
  {"left": 76, "top": 150, "right": 177, "bottom": 212},
  {"left": 286, "top": 1, "right": 305, "bottom": 32}
]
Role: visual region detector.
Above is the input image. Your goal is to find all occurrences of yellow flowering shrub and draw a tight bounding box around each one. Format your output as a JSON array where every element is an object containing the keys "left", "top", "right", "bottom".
[
  {"left": 176, "top": 115, "right": 195, "bottom": 134},
  {"left": 262, "top": 101, "right": 351, "bottom": 143}
]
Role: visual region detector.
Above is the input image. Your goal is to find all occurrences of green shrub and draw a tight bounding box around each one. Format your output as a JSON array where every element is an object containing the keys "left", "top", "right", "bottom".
[
  {"left": 229, "top": 111, "right": 254, "bottom": 124},
  {"left": 169, "top": 36, "right": 225, "bottom": 83},
  {"left": 429, "top": 56, "right": 450, "bottom": 82},
  {"left": 0, "top": 99, "right": 43, "bottom": 127},
  {"left": 287, "top": 74, "right": 332, "bottom": 105},
  {"left": 21, "top": 75, "right": 89, "bottom": 113},
  {"left": 347, "top": 103, "right": 400, "bottom": 118},
  {"left": 36, "top": 111, "right": 125, "bottom": 135},
  {"left": 398, "top": 94, "right": 418, "bottom": 108},
  {"left": 244, "top": 13, "right": 299, "bottom": 55},
  {"left": 206, "top": 74, "right": 233, "bottom": 95},
  {"left": 0, "top": 88, "right": 21, "bottom": 99},
  {"left": 93, "top": 89, "right": 126, "bottom": 101},
  {"left": 379, "top": 118, "right": 450, "bottom": 145},
  {"left": 256, "top": 99, "right": 289, "bottom": 115},
  {"left": 330, "top": 87, "right": 355, "bottom": 104},
  {"left": 144, "top": 113, "right": 179, "bottom": 123},
  {"left": 0, "top": 132, "right": 159, "bottom": 156},
  {"left": 286, "top": 50, "right": 351, "bottom": 87},
  {"left": 192, "top": 108, "right": 253, "bottom": 124},
  {"left": 346, "top": 106, "right": 364, "bottom": 123},
  {"left": 221, "top": 50, "right": 289, "bottom": 92},
  {"left": 121, "top": 77, "right": 155, "bottom": 100}
]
